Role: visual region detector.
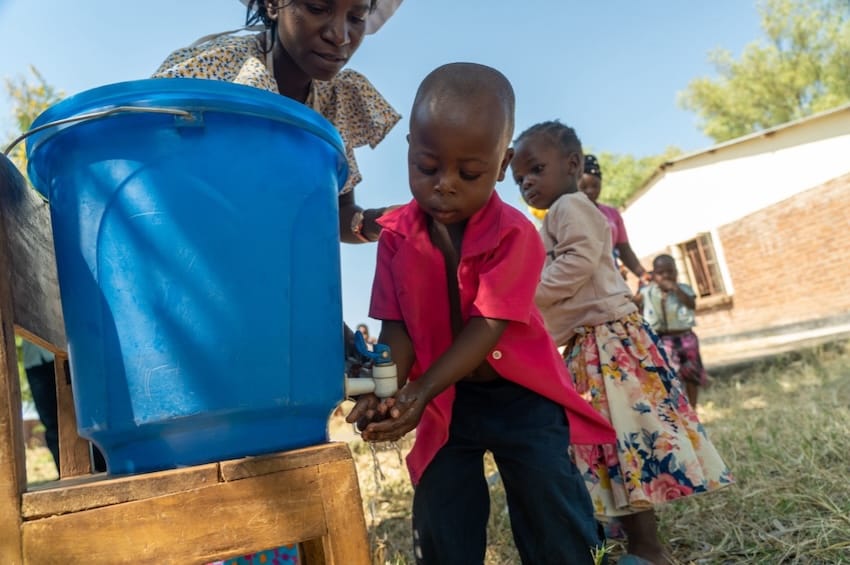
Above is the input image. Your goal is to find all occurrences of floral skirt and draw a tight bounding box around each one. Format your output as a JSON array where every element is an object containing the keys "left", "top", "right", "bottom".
[
  {"left": 207, "top": 545, "right": 299, "bottom": 565},
  {"left": 566, "top": 313, "right": 733, "bottom": 517}
]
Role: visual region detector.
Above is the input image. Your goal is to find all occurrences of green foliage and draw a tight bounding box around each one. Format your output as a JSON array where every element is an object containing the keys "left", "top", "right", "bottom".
[
  {"left": 592, "top": 146, "right": 682, "bottom": 208},
  {"left": 679, "top": 0, "right": 850, "bottom": 142},
  {"left": 3, "top": 65, "right": 64, "bottom": 172},
  {"left": 16, "top": 336, "right": 31, "bottom": 403}
]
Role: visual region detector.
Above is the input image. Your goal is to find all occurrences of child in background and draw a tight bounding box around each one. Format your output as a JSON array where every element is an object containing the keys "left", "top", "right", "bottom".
[
  {"left": 347, "top": 63, "right": 617, "bottom": 565},
  {"left": 356, "top": 322, "right": 378, "bottom": 348},
  {"left": 511, "top": 120, "right": 732, "bottom": 565},
  {"left": 579, "top": 154, "right": 650, "bottom": 282},
  {"left": 635, "top": 254, "right": 708, "bottom": 408}
]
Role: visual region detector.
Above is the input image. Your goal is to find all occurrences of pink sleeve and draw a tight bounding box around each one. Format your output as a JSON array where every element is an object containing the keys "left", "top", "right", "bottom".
[
  {"left": 368, "top": 233, "right": 404, "bottom": 321},
  {"left": 611, "top": 208, "right": 629, "bottom": 245},
  {"left": 470, "top": 223, "right": 543, "bottom": 324}
]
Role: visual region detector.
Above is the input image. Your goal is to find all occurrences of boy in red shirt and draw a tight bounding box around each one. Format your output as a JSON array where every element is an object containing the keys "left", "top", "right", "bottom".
[{"left": 346, "top": 62, "right": 616, "bottom": 565}]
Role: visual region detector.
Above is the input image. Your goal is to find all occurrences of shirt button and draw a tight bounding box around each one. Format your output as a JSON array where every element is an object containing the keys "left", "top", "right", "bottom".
[{"left": 491, "top": 350, "right": 502, "bottom": 360}]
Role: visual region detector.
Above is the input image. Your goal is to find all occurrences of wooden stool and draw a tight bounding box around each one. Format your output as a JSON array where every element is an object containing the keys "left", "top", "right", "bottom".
[{"left": 0, "top": 154, "right": 371, "bottom": 564}]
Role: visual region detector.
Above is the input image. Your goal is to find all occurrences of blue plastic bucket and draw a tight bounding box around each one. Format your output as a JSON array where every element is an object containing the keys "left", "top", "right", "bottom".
[{"left": 26, "top": 78, "right": 347, "bottom": 474}]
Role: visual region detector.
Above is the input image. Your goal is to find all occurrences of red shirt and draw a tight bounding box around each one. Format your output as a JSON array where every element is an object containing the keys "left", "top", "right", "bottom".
[{"left": 371, "top": 192, "right": 616, "bottom": 485}]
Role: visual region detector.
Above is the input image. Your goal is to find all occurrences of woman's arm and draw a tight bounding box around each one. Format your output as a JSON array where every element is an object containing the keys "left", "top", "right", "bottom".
[{"left": 338, "top": 189, "right": 388, "bottom": 244}]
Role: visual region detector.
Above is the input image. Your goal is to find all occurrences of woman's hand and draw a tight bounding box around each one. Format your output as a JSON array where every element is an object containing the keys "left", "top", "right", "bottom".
[{"left": 362, "top": 205, "right": 402, "bottom": 240}]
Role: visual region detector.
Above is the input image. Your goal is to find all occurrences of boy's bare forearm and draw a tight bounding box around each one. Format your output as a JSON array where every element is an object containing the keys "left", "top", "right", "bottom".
[
  {"left": 416, "top": 317, "right": 508, "bottom": 402},
  {"left": 379, "top": 320, "right": 415, "bottom": 387}
]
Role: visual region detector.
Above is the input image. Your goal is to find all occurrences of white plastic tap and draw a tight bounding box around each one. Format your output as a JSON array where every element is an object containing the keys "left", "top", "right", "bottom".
[
  {"left": 345, "top": 362, "right": 397, "bottom": 398},
  {"left": 344, "top": 330, "right": 398, "bottom": 399}
]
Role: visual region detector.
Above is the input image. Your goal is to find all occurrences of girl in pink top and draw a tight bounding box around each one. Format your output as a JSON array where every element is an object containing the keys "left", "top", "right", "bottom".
[
  {"left": 512, "top": 120, "right": 733, "bottom": 565},
  {"left": 579, "top": 154, "right": 650, "bottom": 281},
  {"left": 348, "top": 63, "right": 616, "bottom": 565}
]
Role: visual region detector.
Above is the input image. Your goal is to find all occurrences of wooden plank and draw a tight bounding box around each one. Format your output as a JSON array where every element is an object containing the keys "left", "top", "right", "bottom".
[
  {"left": 0, "top": 154, "right": 28, "bottom": 564},
  {"left": 22, "top": 463, "right": 219, "bottom": 519},
  {"left": 318, "top": 458, "right": 371, "bottom": 565},
  {"left": 299, "top": 538, "right": 328, "bottom": 565},
  {"left": 0, "top": 155, "right": 65, "bottom": 352},
  {"left": 220, "top": 442, "right": 352, "bottom": 481},
  {"left": 22, "top": 465, "right": 328, "bottom": 564},
  {"left": 54, "top": 356, "right": 93, "bottom": 478}
]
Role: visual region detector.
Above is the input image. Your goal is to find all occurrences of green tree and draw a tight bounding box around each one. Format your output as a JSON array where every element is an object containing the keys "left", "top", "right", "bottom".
[
  {"left": 593, "top": 147, "right": 682, "bottom": 208},
  {"left": 4, "top": 65, "right": 64, "bottom": 172},
  {"left": 679, "top": 0, "right": 850, "bottom": 142}
]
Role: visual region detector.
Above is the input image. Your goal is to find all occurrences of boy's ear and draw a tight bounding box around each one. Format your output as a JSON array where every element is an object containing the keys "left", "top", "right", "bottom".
[{"left": 497, "top": 147, "right": 515, "bottom": 182}]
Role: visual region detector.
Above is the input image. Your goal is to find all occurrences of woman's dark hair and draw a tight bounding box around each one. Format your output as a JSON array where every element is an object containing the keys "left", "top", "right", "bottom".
[
  {"left": 245, "top": 0, "right": 378, "bottom": 28},
  {"left": 514, "top": 120, "right": 582, "bottom": 157}
]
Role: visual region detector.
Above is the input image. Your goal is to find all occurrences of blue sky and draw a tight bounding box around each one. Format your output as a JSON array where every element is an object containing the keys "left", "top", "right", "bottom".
[{"left": 0, "top": 0, "right": 762, "bottom": 329}]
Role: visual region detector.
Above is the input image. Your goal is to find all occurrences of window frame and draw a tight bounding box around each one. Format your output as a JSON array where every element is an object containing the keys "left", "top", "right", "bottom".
[{"left": 669, "top": 229, "right": 734, "bottom": 310}]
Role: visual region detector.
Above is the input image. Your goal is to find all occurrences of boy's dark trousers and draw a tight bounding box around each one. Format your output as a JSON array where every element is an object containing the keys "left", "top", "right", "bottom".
[{"left": 412, "top": 378, "right": 603, "bottom": 565}]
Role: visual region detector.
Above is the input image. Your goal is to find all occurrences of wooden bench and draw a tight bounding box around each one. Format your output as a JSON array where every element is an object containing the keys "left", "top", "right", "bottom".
[{"left": 0, "top": 153, "right": 371, "bottom": 564}]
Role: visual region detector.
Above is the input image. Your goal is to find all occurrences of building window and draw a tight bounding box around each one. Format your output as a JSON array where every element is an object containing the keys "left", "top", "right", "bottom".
[{"left": 675, "top": 233, "right": 727, "bottom": 298}]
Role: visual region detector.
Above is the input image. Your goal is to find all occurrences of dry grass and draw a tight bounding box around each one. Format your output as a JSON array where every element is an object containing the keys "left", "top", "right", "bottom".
[
  {"left": 332, "top": 341, "right": 850, "bottom": 564},
  {"left": 653, "top": 341, "right": 850, "bottom": 564},
  {"left": 25, "top": 341, "right": 850, "bottom": 564},
  {"left": 25, "top": 445, "right": 58, "bottom": 485}
]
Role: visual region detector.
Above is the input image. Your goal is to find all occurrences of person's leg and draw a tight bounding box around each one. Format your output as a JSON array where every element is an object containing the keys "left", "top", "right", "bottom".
[
  {"left": 412, "top": 392, "right": 489, "bottom": 565},
  {"left": 26, "top": 360, "right": 60, "bottom": 470},
  {"left": 619, "top": 510, "right": 668, "bottom": 565},
  {"left": 685, "top": 381, "right": 699, "bottom": 408},
  {"left": 685, "top": 331, "right": 708, "bottom": 409},
  {"left": 485, "top": 382, "right": 602, "bottom": 565}
]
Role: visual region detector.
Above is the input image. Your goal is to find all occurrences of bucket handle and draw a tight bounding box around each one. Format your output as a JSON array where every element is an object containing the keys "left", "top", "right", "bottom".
[{"left": 3, "top": 106, "right": 195, "bottom": 156}]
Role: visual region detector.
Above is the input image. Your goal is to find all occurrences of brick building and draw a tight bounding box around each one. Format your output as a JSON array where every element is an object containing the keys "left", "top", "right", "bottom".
[{"left": 622, "top": 103, "right": 850, "bottom": 367}]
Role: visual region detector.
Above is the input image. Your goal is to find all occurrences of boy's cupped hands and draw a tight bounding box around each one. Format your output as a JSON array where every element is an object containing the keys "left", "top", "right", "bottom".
[{"left": 348, "top": 380, "right": 429, "bottom": 443}]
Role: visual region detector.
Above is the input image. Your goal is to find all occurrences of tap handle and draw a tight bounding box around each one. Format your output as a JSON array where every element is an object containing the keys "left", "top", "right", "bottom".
[{"left": 353, "top": 329, "right": 392, "bottom": 365}]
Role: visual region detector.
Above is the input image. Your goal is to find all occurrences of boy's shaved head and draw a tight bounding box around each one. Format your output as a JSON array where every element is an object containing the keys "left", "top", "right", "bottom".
[{"left": 412, "top": 62, "right": 516, "bottom": 145}]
